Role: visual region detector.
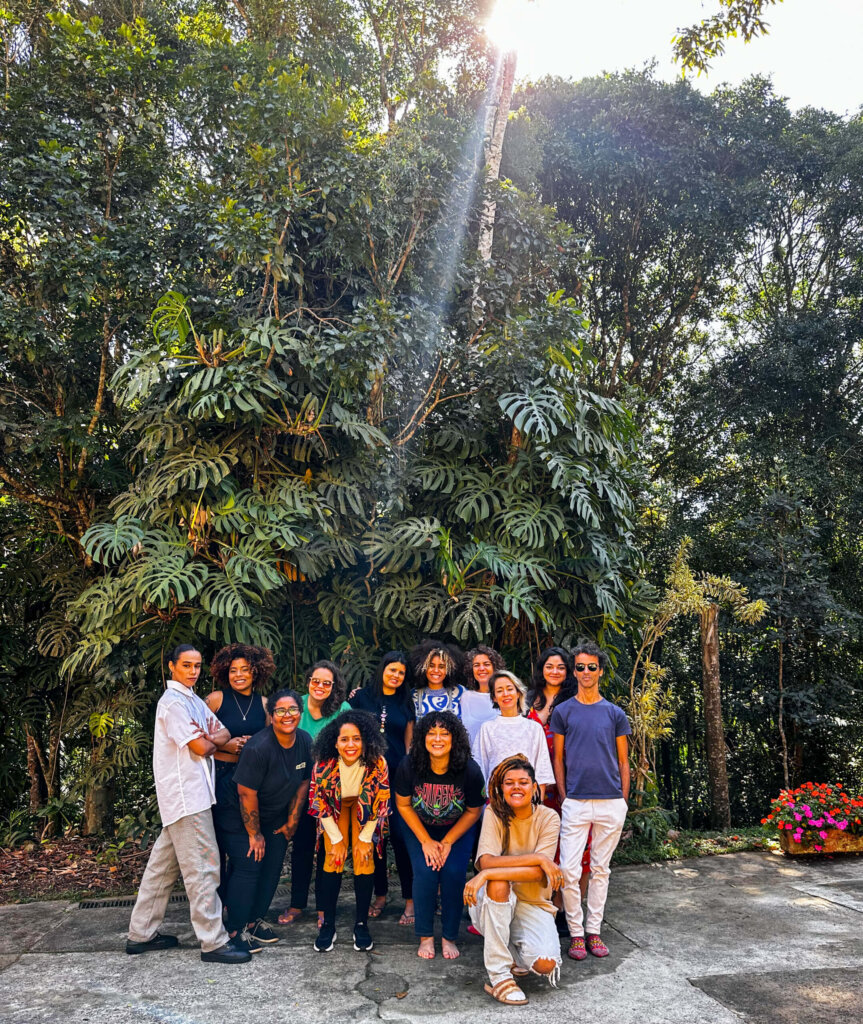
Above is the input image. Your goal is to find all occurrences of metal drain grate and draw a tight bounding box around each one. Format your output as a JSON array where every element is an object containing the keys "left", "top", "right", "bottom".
[{"left": 78, "top": 883, "right": 294, "bottom": 910}]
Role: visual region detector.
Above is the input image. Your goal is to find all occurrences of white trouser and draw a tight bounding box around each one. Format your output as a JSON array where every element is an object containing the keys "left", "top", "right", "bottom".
[
  {"left": 128, "top": 808, "right": 228, "bottom": 953},
  {"left": 469, "top": 885, "right": 561, "bottom": 987},
  {"left": 560, "top": 797, "right": 628, "bottom": 936}
]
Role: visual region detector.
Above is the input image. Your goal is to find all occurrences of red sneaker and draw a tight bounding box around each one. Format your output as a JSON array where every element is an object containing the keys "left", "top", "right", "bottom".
[
  {"left": 567, "top": 936, "right": 586, "bottom": 961},
  {"left": 586, "top": 933, "right": 609, "bottom": 957}
]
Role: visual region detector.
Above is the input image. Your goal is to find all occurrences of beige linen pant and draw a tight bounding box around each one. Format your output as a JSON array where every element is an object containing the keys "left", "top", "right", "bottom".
[
  {"left": 469, "top": 886, "right": 561, "bottom": 986},
  {"left": 128, "top": 808, "right": 228, "bottom": 953},
  {"left": 560, "top": 796, "right": 628, "bottom": 936}
]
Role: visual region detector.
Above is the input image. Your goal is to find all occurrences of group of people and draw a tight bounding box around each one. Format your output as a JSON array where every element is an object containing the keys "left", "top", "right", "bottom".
[{"left": 125, "top": 638, "right": 631, "bottom": 1006}]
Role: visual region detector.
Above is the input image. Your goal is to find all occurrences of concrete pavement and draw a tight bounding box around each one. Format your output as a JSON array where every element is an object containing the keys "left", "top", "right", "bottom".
[{"left": 1, "top": 850, "right": 861, "bottom": 1024}]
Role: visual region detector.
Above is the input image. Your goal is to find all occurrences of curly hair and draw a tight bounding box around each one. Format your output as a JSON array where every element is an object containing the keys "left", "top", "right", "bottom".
[
  {"left": 572, "top": 639, "right": 609, "bottom": 672},
  {"left": 409, "top": 640, "right": 463, "bottom": 688},
  {"left": 527, "top": 646, "right": 575, "bottom": 713},
  {"left": 367, "top": 650, "right": 414, "bottom": 709},
  {"left": 267, "top": 688, "right": 302, "bottom": 716},
  {"left": 304, "top": 660, "right": 348, "bottom": 718},
  {"left": 313, "top": 709, "right": 386, "bottom": 770},
  {"left": 490, "top": 670, "right": 527, "bottom": 713},
  {"left": 487, "top": 755, "right": 541, "bottom": 853},
  {"left": 210, "top": 643, "right": 276, "bottom": 692},
  {"left": 463, "top": 645, "right": 505, "bottom": 690},
  {"left": 409, "top": 711, "right": 472, "bottom": 776}
]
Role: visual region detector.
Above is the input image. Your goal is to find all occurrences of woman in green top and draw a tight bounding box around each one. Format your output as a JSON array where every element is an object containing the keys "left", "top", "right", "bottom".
[{"left": 279, "top": 660, "right": 352, "bottom": 926}]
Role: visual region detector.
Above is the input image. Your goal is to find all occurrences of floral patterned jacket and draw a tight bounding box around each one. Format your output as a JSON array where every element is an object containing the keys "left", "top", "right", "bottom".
[{"left": 309, "top": 755, "right": 390, "bottom": 854}]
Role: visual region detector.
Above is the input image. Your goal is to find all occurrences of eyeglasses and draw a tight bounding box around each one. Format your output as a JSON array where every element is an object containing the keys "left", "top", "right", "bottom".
[
  {"left": 273, "top": 707, "right": 301, "bottom": 718},
  {"left": 574, "top": 663, "right": 599, "bottom": 673},
  {"left": 309, "top": 677, "right": 334, "bottom": 687}
]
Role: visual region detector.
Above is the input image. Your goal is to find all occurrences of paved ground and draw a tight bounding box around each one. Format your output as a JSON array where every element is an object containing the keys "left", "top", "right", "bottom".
[{"left": 1, "top": 850, "right": 862, "bottom": 1024}]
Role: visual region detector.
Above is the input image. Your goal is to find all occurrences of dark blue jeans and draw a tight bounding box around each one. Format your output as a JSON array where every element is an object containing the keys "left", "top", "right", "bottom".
[
  {"left": 402, "top": 820, "right": 476, "bottom": 941},
  {"left": 220, "top": 811, "right": 287, "bottom": 935}
]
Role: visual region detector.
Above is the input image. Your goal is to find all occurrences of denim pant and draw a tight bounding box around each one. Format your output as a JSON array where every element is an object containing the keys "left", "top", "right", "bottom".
[
  {"left": 220, "top": 812, "right": 287, "bottom": 935},
  {"left": 402, "top": 821, "right": 476, "bottom": 941},
  {"left": 374, "top": 806, "right": 413, "bottom": 900},
  {"left": 289, "top": 809, "right": 324, "bottom": 910}
]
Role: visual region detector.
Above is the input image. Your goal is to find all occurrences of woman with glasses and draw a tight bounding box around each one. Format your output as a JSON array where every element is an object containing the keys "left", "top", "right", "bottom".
[
  {"left": 205, "top": 644, "right": 275, "bottom": 901},
  {"left": 461, "top": 645, "right": 504, "bottom": 744},
  {"left": 217, "top": 689, "right": 312, "bottom": 952},
  {"left": 349, "top": 651, "right": 416, "bottom": 924},
  {"left": 279, "top": 660, "right": 352, "bottom": 927},
  {"left": 410, "top": 641, "right": 465, "bottom": 718},
  {"left": 309, "top": 710, "right": 390, "bottom": 953}
]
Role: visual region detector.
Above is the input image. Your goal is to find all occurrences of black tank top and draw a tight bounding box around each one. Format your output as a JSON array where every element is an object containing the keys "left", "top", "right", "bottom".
[{"left": 217, "top": 688, "right": 268, "bottom": 738}]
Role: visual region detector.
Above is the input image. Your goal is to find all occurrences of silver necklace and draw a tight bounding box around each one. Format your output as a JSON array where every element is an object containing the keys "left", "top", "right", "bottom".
[{"left": 231, "top": 689, "right": 255, "bottom": 722}]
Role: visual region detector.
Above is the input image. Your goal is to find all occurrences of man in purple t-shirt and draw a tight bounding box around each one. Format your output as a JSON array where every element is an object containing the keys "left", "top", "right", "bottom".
[{"left": 550, "top": 640, "right": 631, "bottom": 962}]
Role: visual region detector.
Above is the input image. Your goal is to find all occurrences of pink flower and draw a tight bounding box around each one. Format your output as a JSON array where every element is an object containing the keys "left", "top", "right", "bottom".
[
  {"left": 819, "top": 830, "right": 829, "bottom": 839},
  {"left": 814, "top": 844, "right": 823, "bottom": 851},
  {"left": 811, "top": 819, "right": 824, "bottom": 827},
  {"left": 794, "top": 813, "right": 802, "bottom": 821},
  {"left": 837, "top": 821, "right": 848, "bottom": 831},
  {"left": 801, "top": 805, "right": 812, "bottom": 815}
]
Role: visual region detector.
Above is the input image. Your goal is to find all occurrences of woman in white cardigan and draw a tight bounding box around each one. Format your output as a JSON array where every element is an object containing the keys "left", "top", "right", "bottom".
[{"left": 472, "top": 671, "right": 555, "bottom": 798}]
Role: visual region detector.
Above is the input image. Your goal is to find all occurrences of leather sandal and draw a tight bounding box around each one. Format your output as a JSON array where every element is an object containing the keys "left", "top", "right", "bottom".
[
  {"left": 484, "top": 979, "right": 528, "bottom": 1005},
  {"left": 277, "top": 908, "right": 304, "bottom": 925}
]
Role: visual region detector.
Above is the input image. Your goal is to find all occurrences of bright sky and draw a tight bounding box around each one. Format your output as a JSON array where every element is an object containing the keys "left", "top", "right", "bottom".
[{"left": 487, "top": 0, "right": 863, "bottom": 115}]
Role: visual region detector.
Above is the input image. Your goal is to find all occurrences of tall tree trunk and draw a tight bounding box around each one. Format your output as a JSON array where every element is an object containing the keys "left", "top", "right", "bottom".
[
  {"left": 25, "top": 726, "right": 46, "bottom": 815},
  {"left": 777, "top": 628, "right": 790, "bottom": 789},
  {"left": 476, "top": 49, "right": 517, "bottom": 266},
  {"left": 84, "top": 780, "right": 115, "bottom": 836},
  {"left": 700, "top": 602, "right": 731, "bottom": 828}
]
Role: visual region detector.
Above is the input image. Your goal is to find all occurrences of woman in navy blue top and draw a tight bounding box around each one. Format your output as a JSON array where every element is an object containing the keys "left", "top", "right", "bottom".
[{"left": 350, "top": 651, "right": 416, "bottom": 925}]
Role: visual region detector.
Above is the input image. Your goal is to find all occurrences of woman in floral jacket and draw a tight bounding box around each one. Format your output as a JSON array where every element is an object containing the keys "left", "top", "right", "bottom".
[{"left": 309, "top": 710, "right": 389, "bottom": 954}]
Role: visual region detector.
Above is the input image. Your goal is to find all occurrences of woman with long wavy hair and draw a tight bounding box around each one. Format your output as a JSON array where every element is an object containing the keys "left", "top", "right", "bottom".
[
  {"left": 309, "top": 710, "right": 389, "bottom": 953},
  {"left": 410, "top": 641, "right": 465, "bottom": 718},
  {"left": 461, "top": 644, "right": 504, "bottom": 743}
]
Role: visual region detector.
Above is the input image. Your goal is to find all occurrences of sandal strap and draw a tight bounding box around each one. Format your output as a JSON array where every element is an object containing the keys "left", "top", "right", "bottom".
[{"left": 492, "top": 979, "right": 527, "bottom": 1002}]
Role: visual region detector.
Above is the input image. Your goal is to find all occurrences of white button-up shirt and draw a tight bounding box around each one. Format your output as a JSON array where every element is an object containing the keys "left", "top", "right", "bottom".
[{"left": 153, "top": 679, "right": 223, "bottom": 827}]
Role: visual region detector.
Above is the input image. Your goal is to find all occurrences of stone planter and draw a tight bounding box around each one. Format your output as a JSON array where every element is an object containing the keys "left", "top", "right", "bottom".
[{"left": 779, "top": 829, "right": 863, "bottom": 855}]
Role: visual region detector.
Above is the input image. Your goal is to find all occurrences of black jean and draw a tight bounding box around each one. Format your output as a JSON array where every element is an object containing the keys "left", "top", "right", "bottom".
[
  {"left": 373, "top": 806, "right": 413, "bottom": 900},
  {"left": 289, "top": 809, "right": 324, "bottom": 911},
  {"left": 211, "top": 760, "right": 238, "bottom": 903},
  {"left": 220, "top": 812, "right": 287, "bottom": 935}
]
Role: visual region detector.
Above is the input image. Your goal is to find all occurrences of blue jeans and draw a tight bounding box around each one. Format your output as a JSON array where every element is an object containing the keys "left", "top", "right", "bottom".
[{"left": 402, "top": 821, "right": 476, "bottom": 941}]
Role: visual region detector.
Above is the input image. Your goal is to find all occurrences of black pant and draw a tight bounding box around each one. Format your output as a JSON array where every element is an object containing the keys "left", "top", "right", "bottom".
[
  {"left": 373, "top": 806, "right": 413, "bottom": 900},
  {"left": 212, "top": 761, "right": 238, "bottom": 902},
  {"left": 289, "top": 809, "right": 324, "bottom": 911},
  {"left": 220, "top": 816, "right": 287, "bottom": 935}
]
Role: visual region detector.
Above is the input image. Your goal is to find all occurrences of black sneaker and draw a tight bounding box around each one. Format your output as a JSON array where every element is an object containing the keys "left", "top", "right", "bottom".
[
  {"left": 249, "top": 919, "right": 279, "bottom": 944},
  {"left": 237, "top": 929, "right": 265, "bottom": 954},
  {"left": 353, "top": 922, "right": 374, "bottom": 951},
  {"left": 125, "top": 932, "right": 179, "bottom": 955},
  {"left": 200, "top": 941, "right": 252, "bottom": 964},
  {"left": 314, "top": 921, "right": 337, "bottom": 952}
]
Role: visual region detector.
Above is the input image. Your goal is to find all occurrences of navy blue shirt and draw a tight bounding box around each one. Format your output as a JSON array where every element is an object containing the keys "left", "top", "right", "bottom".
[
  {"left": 349, "top": 687, "right": 415, "bottom": 775},
  {"left": 550, "top": 697, "right": 631, "bottom": 799}
]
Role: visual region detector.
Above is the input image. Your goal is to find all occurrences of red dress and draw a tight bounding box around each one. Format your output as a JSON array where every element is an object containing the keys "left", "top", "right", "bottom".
[{"left": 528, "top": 707, "right": 591, "bottom": 872}]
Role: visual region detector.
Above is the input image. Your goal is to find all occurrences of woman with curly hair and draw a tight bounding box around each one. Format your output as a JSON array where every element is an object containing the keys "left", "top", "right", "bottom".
[
  {"left": 205, "top": 644, "right": 275, "bottom": 902},
  {"left": 473, "top": 671, "right": 554, "bottom": 794},
  {"left": 410, "top": 641, "right": 465, "bottom": 719},
  {"left": 461, "top": 645, "right": 504, "bottom": 744},
  {"left": 463, "top": 755, "right": 563, "bottom": 1005},
  {"left": 309, "top": 710, "right": 390, "bottom": 953},
  {"left": 217, "top": 688, "right": 312, "bottom": 953},
  {"left": 349, "top": 651, "right": 416, "bottom": 924},
  {"left": 395, "top": 710, "right": 484, "bottom": 961},
  {"left": 279, "top": 660, "right": 352, "bottom": 927}
]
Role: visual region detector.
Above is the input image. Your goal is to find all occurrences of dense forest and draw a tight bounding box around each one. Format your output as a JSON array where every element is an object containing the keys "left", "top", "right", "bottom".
[{"left": 1, "top": 0, "right": 861, "bottom": 843}]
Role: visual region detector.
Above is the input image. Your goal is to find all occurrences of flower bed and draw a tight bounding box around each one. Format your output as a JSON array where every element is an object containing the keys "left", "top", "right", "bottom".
[{"left": 762, "top": 782, "right": 863, "bottom": 854}]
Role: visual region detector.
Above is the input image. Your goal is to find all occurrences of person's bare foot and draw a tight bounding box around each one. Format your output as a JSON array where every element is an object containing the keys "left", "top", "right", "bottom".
[
  {"left": 316, "top": 911, "right": 324, "bottom": 929},
  {"left": 417, "top": 937, "right": 435, "bottom": 959},
  {"left": 442, "top": 938, "right": 460, "bottom": 960}
]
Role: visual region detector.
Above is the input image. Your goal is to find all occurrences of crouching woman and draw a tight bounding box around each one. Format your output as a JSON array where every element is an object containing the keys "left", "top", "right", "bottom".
[
  {"left": 463, "top": 755, "right": 563, "bottom": 1006},
  {"left": 309, "top": 710, "right": 390, "bottom": 953}
]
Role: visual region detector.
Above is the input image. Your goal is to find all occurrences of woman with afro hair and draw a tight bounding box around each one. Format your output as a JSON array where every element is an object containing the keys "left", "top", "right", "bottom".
[
  {"left": 309, "top": 710, "right": 390, "bottom": 953},
  {"left": 205, "top": 644, "right": 275, "bottom": 902},
  {"left": 410, "top": 641, "right": 465, "bottom": 719}
]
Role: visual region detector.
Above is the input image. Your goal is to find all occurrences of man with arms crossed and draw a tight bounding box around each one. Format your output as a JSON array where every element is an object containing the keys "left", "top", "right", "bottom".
[
  {"left": 551, "top": 640, "right": 630, "bottom": 961},
  {"left": 126, "top": 644, "right": 250, "bottom": 963}
]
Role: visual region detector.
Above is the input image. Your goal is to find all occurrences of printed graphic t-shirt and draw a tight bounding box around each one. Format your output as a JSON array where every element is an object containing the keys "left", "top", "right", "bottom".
[{"left": 394, "top": 756, "right": 485, "bottom": 829}]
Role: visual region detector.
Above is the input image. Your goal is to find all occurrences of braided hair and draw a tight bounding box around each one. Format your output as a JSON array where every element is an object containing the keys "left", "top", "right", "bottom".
[{"left": 487, "top": 754, "right": 540, "bottom": 854}]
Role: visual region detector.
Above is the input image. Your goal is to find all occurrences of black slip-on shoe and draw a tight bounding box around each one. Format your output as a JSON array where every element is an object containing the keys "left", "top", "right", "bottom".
[
  {"left": 125, "top": 933, "right": 179, "bottom": 955},
  {"left": 200, "top": 940, "right": 252, "bottom": 964}
]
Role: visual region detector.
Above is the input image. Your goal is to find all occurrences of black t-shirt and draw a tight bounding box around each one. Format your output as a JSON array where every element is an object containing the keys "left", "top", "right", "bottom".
[
  {"left": 228, "top": 727, "right": 312, "bottom": 828},
  {"left": 349, "top": 688, "right": 415, "bottom": 772},
  {"left": 394, "top": 756, "right": 485, "bottom": 829}
]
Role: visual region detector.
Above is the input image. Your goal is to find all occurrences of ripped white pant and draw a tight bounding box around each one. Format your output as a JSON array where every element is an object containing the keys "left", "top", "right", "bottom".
[{"left": 469, "top": 885, "right": 561, "bottom": 987}]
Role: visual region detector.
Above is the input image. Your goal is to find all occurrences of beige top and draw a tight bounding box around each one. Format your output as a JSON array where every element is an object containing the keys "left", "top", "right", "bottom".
[
  {"left": 476, "top": 804, "right": 560, "bottom": 913},
  {"left": 321, "top": 758, "right": 377, "bottom": 844}
]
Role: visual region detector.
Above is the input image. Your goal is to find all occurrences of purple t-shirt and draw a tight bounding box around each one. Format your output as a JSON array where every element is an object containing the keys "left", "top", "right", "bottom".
[{"left": 550, "top": 697, "right": 631, "bottom": 799}]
